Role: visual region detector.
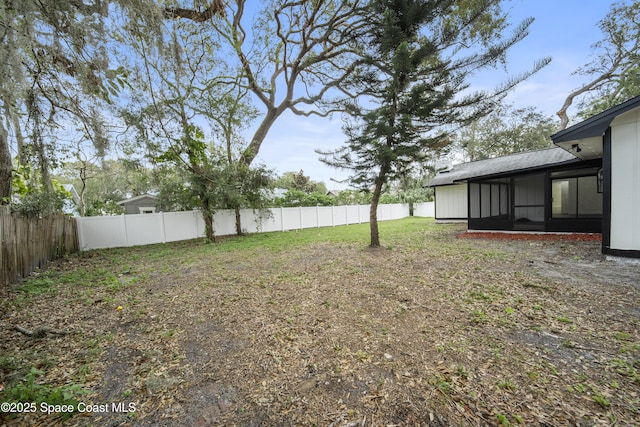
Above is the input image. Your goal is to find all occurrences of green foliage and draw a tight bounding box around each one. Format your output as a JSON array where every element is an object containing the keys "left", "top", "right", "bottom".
[
  {"left": 99, "top": 66, "right": 132, "bottom": 105},
  {"left": 2, "top": 367, "right": 89, "bottom": 421},
  {"left": 179, "top": 146, "right": 273, "bottom": 213},
  {"left": 387, "top": 174, "right": 434, "bottom": 209},
  {"left": 83, "top": 199, "right": 125, "bottom": 217},
  {"left": 320, "top": 0, "right": 542, "bottom": 245},
  {"left": 56, "top": 158, "right": 152, "bottom": 216},
  {"left": 379, "top": 193, "right": 400, "bottom": 204},
  {"left": 10, "top": 164, "right": 31, "bottom": 197},
  {"left": 121, "top": 14, "right": 272, "bottom": 237},
  {"left": 332, "top": 189, "right": 372, "bottom": 206},
  {"left": 574, "top": 0, "right": 640, "bottom": 119},
  {"left": 154, "top": 165, "right": 200, "bottom": 211},
  {"left": 0, "top": 0, "right": 146, "bottom": 205},
  {"left": 270, "top": 187, "right": 417, "bottom": 207},
  {"left": 16, "top": 276, "right": 57, "bottom": 295},
  {"left": 454, "top": 105, "right": 556, "bottom": 161},
  {"left": 556, "top": 316, "right": 573, "bottom": 324},
  {"left": 273, "top": 170, "right": 327, "bottom": 194},
  {"left": 609, "top": 359, "right": 640, "bottom": 383},
  {"left": 272, "top": 189, "right": 334, "bottom": 207},
  {"left": 591, "top": 389, "right": 611, "bottom": 409},
  {"left": 10, "top": 163, "right": 72, "bottom": 216},
  {"left": 151, "top": 124, "right": 273, "bottom": 239},
  {"left": 10, "top": 191, "right": 69, "bottom": 217}
]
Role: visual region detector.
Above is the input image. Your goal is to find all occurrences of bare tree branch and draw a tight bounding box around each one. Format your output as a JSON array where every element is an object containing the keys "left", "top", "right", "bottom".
[
  {"left": 556, "top": 1, "right": 640, "bottom": 129},
  {"left": 556, "top": 70, "right": 615, "bottom": 130}
]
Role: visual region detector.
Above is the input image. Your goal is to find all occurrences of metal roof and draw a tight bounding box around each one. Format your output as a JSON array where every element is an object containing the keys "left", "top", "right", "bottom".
[{"left": 428, "top": 147, "right": 579, "bottom": 187}]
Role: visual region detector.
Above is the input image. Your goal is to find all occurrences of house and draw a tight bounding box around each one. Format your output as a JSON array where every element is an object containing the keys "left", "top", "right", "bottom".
[
  {"left": 429, "top": 150, "right": 575, "bottom": 221},
  {"left": 429, "top": 147, "right": 598, "bottom": 231},
  {"left": 62, "top": 184, "right": 80, "bottom": 215},
  {"left": 117, "top": 194, "right": 159, "bottom": 215},
  {"left": 428, "top": 95, "right": 640, "bottom": 258},
  {"left": 552, "top": 96, "right": 640, "bottom": 258}
]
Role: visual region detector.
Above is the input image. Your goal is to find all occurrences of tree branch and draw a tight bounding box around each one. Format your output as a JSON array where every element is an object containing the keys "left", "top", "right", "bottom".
[
  {"left": 164, "top": 1, "right": 226, "bottom": 21},
  {"left": 556, "top": 70, "right": 615, "bottom": 130}
]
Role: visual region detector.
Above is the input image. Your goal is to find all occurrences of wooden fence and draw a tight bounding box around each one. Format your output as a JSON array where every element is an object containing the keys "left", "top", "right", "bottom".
[{"left": 0, "top": 206, "right": 79, "bottom": 285}]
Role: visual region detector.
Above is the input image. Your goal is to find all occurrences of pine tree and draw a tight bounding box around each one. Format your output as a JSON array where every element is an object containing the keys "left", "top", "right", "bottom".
[{"left": 320, "top": 0, "right": 547, "bottom": 247}]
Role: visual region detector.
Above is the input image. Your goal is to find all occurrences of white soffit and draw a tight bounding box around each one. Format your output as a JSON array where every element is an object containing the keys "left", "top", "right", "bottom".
[{"left": 555, "top": 136, "right": 602, "bottom": 161}]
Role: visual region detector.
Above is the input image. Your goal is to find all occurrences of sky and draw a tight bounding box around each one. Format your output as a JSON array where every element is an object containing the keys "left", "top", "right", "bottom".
[{"left": 247, "top": 0, "right": 619, "bottom": 190}]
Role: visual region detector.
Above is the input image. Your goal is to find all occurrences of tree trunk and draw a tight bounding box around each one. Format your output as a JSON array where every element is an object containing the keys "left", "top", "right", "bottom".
[
  {"left": 0, "top": 121, "right": 11, "bottom": 204},
  {"left": 234, "top": 206, "right": 242, "bottom": 235},
  {"left": 369, "top": 176, "right": 385, "bottom": 248},
  {"left": 556, "top": 71, "right": 614, "bottom": 130},
  {"left": 201, "top": 196, "right": 216, "bottom": 242},
  {"left": 31, "top": 131, "right": 54, "bottom": 196},
  {"left": 78, "top": 168, "right": 87, "bottom": 216},
  {"left": 240, "top": 106, "right": 285, "bottom": 166}
]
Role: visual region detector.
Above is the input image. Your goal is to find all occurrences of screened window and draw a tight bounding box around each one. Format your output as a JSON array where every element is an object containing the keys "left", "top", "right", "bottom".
[{"left": 469, "top": 179, "right": 509, "bottom": 219}]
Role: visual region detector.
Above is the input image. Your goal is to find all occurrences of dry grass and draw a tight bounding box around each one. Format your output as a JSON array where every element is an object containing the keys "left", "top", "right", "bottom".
[{"left": 1, "top": 218, "right": 639, "bottom": 426}]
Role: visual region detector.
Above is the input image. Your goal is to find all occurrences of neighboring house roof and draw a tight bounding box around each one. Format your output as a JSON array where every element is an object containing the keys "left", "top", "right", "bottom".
[
  {"left": 60, "top": 184, "right": 80, "bottom": 216},
  {"left": 116, "top": 194, "right": 158, "bottom": 205},
  {"left": 62, "top": 184, "right": 80, "bottom": 204},
  {"left": 428, "top": 147, "right": 580, "bottom": 187}
]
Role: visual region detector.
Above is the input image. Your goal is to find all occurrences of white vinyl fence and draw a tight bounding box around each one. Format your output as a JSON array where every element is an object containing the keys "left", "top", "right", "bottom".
[
  {"left": 76, "top": 203, "right": 413, "bottom": 250},
  {"left": 413, "top": 201, "right": 435, "bottom": 218}
]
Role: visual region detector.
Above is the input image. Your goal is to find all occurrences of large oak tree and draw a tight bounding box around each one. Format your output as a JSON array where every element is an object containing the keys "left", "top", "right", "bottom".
[
  {"left": 454, "top": 105, "right": 556, "bottom": 162},
  {"left": 168, "top": 0, "right": 369, "bottom": 167}
]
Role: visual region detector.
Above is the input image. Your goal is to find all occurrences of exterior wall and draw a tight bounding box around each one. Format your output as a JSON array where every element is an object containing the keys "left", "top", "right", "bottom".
[
  {"left": 122, "top": 196, "right": 158, "bottom": 215},
  {"left": 610, "top": 109, "right": 640, "bottom": 253},
  {"left": 435, "top": 184, "right": 467, "bottom": 219}
]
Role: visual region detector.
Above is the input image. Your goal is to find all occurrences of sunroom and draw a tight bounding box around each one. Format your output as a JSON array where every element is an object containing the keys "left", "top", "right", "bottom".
[
  {"left": 467, "top": 161, "right": 603, "bottom": 233},
  {"left": 429, "top": 96, "right": 640, "bottom": 257},
  {"left": 429, "top": 147, "right": 603, "bottom": 233}
]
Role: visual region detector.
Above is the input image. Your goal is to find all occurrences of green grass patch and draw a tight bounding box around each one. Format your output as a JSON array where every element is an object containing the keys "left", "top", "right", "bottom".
[
  {"left": 76, "top": 218, "right": 443, "bottom": 268},
  {"left": 16, "top": 276, "right": 57, "bottom": 295},
  {"left": 1, "top": 367, "right": 89, "bottom": 421}
]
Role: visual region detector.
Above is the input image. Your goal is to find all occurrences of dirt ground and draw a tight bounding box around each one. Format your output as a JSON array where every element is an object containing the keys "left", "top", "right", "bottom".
[
  {"left": 1, "top": 221, "right": 639, "bottom": 426},
  {"left": 462, "top": 231, "right": 639, "bottom": 290}
]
